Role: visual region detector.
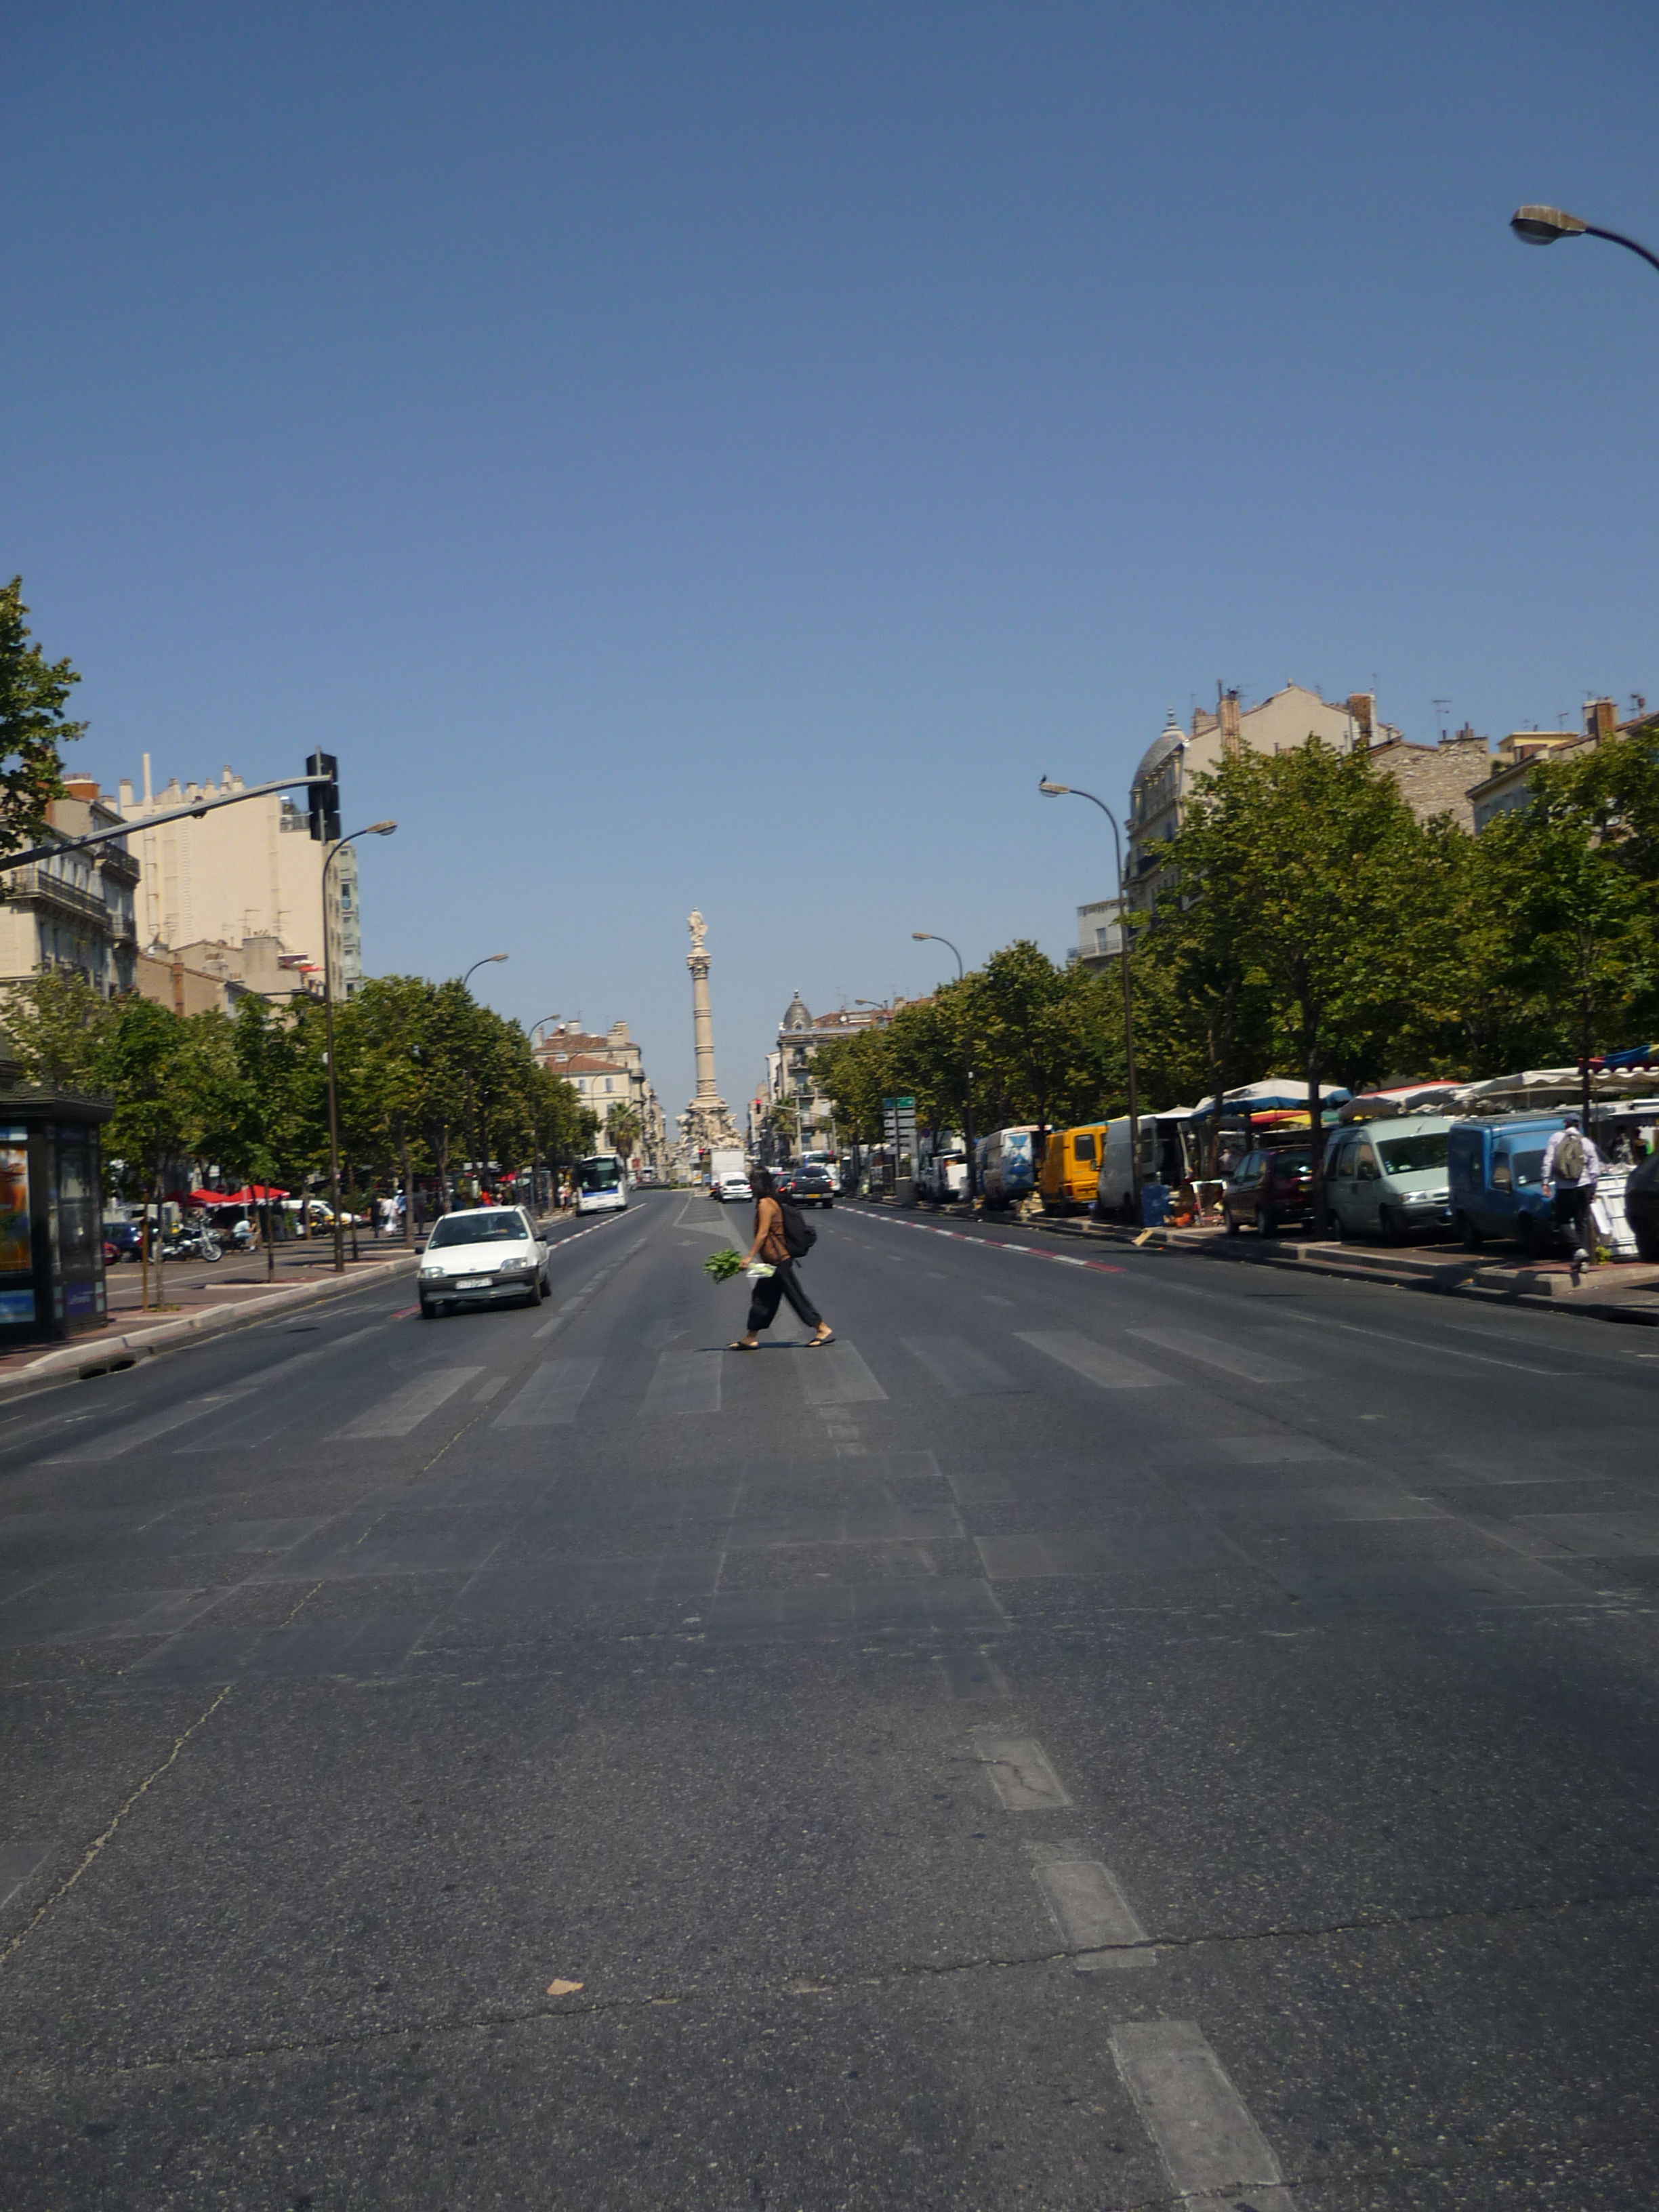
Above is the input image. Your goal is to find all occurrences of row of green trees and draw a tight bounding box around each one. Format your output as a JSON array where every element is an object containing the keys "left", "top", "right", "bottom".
[
  {"left": 814, "top": 726, "right": 1659, "bottom": 1151},
  {"left": 0, "top": 970, "right": 596, "bottom": 1216}
]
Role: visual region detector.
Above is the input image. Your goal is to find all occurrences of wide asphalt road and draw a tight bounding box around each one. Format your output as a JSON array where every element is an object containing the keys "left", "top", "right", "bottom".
[{"left": 5, "top": 1187, "right": 1659, "bottom": 2209}]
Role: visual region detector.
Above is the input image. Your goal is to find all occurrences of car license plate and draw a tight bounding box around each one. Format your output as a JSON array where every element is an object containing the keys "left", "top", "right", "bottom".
[{"left": 455, "top": 1276, "right": 489, "bottom": 1290}]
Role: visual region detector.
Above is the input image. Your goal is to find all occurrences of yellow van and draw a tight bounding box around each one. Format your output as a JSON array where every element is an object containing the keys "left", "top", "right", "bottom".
[{"left": 1038, "top": 1124, "right": 1106, "bottom": 1214}]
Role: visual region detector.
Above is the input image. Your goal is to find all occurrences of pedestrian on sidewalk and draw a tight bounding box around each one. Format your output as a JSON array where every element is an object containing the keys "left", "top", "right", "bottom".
[
  {"left": 729, "top": 1166, "right": 833, "bottom": 1351},
  {"left": 1541, "top": 1112, "right": 1603, "bottom": 1279}
]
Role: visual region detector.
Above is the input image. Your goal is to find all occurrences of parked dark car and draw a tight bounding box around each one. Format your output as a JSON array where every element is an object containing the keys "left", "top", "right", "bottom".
[
  {"left": 1223, "top": 1148, "right": 1313, "bottom": 1236},
  {"left": 103, "top": 1221, "right": 144, "bottom": 1264},
  {"left": 790, "top": 1166, "right": 836, "bottom": 1209},
  {"left": 1621, "top": 1150, "right": 1659, "bottom": 1261}
]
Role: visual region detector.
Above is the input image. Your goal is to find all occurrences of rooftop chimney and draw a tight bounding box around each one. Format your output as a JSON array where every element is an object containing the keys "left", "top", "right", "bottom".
[{"left": 1218, "top": 689, "right": 1242, "bottom": 758}]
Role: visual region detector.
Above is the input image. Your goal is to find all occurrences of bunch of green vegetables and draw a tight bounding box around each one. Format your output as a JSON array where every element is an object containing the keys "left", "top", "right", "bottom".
[{"left": 703, "top": 1246, "right": 747, "bottom": 1282}]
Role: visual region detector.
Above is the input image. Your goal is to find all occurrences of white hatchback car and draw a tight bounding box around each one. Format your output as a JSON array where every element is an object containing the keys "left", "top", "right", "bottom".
[
  {"left": 712, "top": 1172, "right": 752, "bottom": 1203},
  {"left": 418, "top": 1206, "right": 550, "bottom": 1318}
]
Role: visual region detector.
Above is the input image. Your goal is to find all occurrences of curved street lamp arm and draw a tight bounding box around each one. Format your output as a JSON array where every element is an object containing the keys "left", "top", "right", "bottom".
[{"left": 1582, "top": 223, "right": 1659, "bottom": 279}]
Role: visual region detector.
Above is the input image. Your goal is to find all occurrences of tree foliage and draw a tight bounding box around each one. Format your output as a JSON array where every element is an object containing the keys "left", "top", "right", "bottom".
[
  {"left": 813, "top": 733, "right": 1659, "bottom": 1172},
  {"left": 0, "top": 579, "right": 84, "bottom": 855}
]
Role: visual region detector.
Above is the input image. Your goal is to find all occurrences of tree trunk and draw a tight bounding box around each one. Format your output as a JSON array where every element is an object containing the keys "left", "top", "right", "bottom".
[
  {"left": 139, "top": 1181, "right": 152, "bottom": 1312},
  {"left": 400, "top": 1127, "right": 414, "bottom": 1246}
]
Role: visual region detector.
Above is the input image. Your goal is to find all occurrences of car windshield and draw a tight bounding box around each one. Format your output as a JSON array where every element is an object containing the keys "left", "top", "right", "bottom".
[
  {"left": 1269, "top": 1152, "right": 1310, "bottom": 1174},
  {"left": 1376, "top": 1131, "right": 1450, "bottom": 1175},
  {"left": 428, "top": 1212, "right": 527, "bottom": 1247},
  {"left": 578, "top": 1160, "right": 622, "bottom": 1190}
]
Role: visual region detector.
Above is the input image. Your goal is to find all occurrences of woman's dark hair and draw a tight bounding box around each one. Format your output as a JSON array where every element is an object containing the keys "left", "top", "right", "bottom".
[{"left": 750, "top": 1166, "right": 775, "bottom": 1199}]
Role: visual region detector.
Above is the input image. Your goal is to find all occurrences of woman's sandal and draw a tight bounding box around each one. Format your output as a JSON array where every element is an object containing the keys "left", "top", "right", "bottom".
[
  {"left": 729, "top": 1339, "right": 758, "bottom": 1351},
  {"left": 806, "top": 1331, "right": 835, "bottom": 1348}
]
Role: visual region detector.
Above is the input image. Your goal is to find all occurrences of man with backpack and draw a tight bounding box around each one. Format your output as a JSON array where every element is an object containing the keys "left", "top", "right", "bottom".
[
  {"left": 729, "top": 1166, "right": 834, "bottom": 1350},
  {"left": 1541, "top": 1112, "right": 1603, "bottom": 1277}
]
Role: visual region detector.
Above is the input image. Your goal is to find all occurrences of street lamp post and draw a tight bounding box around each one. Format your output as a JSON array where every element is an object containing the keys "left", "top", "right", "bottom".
[
  {"left": 1511, "top": 204, "right": 1659, "bottom": 278},
  {"left": 912, "top": 930, "right": 977, "bottom": 1202},
  {"left": 1511, "top": 206, "right": 1656, "bottom": 1134},
  {"left": 323, "top": 821, "right": 397, "bottom": 1273},
  {"left": 1038, "top": 779, "right": 1142, "bottom": 1223},
  {"left": 455, "top": 954, "right": 508, "bottom": 1208}
]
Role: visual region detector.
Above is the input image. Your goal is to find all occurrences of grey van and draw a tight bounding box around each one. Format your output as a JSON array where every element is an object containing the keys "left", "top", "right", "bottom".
[{"left": 1322, "top": 1115, "right": 1455, "bottom": 1244}]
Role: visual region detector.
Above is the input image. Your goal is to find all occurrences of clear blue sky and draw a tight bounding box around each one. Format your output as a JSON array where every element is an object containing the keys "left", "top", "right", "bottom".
[{"left": 7, "top": 1, "right": 1658, "bottom": 1118}]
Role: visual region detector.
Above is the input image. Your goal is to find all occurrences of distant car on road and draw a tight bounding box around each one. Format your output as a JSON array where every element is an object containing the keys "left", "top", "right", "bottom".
[
  {"left": 103, "top": 1221, "right": 144, "bottom": 1264},
  {"left": 1223, "top": 1148, "right": 1313, "bottom": 1236},
  {"left": 712, "top": 1171, "right": 752, "bottom": 1204},
  {"left": 790, "top": 1166, "right": 835, "bottom": 1208},
  {"left": 418, "top": 1206, "right": 550, "bottom": 1319}
]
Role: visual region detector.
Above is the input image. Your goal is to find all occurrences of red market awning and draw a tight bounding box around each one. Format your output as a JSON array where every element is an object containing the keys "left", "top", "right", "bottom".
[{"left": 190, "top": 1185, "right": 289, "bottom": 1206}]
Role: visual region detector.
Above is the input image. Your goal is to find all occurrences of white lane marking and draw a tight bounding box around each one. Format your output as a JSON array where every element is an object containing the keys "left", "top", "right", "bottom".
[
  {"left": 835, "top": 1202, "right": 1124, "bottom": 1273},
  {"left": 1322, "top": 1317, "right": 1562, "bottom": 1377},
  {"left": 531, "top": 1298, "right": 582, "bottom": 1341},
  {"left": 798, "top": 1342, "right": 888, "bottom": 1406},
  {"left": 640, "top": 1349, "right": 722, "bottom": 1418},
  {"left": 337, "top": 1368, "right": 483, "bottom": 1438},
  {"left": 970, "top": 1730, "right": 1073, "bottom": 1811},
  {"left": 1111, "top": 2020, "right": 1296, "bottom": 2210},
  {"left": 1017, "top": 1330, "right": 1166, "bottom": 1390},
  {"left": 472, "top": 1376, "right": 509, "bottom": 1402},
  {"left": 902, "top": 1334, "right": 1023, "bottom": 1395},
  {"left": 1030, "top": 1855, "right": 1155, "bottom": 1969},
  {"left": 493, "top": 1357, "right": 602, "bottom": 1429},
  {"left": 1128, "top": 1326, "right": 1309, "bottom": 1385},
  {"left": 44, "top": 1390, "right": 255, "bottom": 1462}
]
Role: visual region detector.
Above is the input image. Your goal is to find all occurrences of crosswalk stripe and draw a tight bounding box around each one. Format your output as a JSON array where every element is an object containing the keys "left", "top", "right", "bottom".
[
  {"left": 1016, "top": 1330, "right": 1167, "bottom": 1390},
  {"left": 493, "top": 1357, "right": 601, "bottom": 1429},
  {"left": 640, "top": 1349, "right": 722, "bottom": 1418},
  {"left": 902, "top": 1334, "right": 1023, "bottom": 1395},
  {"left": 45, "top": 1390, "right": 255, "bottom": 1462},
  {"left": 798, "top": 1342, "right": 888, "bottom": 1406},
  {"left": 337, "top": 1368, "right": 483, "bottom": 1438},
  {"left": 1126, "top": 1327, "right": 1308, "bottom": 1385}
]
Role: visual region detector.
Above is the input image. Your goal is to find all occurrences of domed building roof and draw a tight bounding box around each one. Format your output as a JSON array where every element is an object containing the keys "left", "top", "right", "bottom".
[
  {"left": 1133, "top": 715, "right": 1185, "bottom": 786},
  {"left": 783, "top": 992, "right": 812, "bottom": 1031}
]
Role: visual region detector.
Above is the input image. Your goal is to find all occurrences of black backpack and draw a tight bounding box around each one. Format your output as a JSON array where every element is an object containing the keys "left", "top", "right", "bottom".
[{"left": 779, "top": 1197, "right": 817, "bottom": 1258}]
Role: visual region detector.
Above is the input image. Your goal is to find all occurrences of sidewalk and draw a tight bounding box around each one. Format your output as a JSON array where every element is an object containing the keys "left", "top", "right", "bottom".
[{"left": 880, "top": 1197, "right": 1659, "bottom": 1326}]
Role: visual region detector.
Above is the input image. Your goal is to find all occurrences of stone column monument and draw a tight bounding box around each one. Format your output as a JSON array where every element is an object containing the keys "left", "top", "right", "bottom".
[{"left": 682, "top": 909, "right": 742, "bottom": 1158}]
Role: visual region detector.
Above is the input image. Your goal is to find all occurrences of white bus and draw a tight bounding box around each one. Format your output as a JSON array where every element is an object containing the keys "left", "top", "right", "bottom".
[{"left": 574, "top": 1154, "right": 629, "bottom": 1216}]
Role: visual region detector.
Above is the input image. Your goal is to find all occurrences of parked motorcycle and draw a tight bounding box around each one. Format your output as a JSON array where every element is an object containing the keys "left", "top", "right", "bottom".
[{"left": 159, "top": 1223, "right": 223, "bottom": 1263}]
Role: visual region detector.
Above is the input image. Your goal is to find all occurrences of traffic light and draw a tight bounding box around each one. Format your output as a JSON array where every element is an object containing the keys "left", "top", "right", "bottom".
[{"left": 306, "top": 752, "right": 340, "bottom": 842}]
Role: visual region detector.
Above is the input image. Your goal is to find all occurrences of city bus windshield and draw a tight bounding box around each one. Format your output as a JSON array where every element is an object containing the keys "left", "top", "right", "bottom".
[{"left": 577, "top": 1158, "right": 623, "bottom": 1191}]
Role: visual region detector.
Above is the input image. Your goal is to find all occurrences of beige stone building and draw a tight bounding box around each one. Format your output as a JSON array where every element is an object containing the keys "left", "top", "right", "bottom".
[
  {"left": 534, "top": 1019, "right": 667, "bottom": 1170},
  {"left": 1117, "top": 682, "right": 1494, "bottom": 928},
  {"left": 115, "top": 760, "right": 359, "bottom": 996},
  {"left": 1466, "top": 703, "right": 1614, "bottom": 832},
  {"left": 760, "top": 996, "right": 897, "bottom": 1160},
  {"left": 0, "top": 777, "right": 140, "bottom": 996}
]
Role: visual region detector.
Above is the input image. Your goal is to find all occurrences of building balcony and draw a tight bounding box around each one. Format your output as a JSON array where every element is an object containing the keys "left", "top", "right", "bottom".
[{"left": 7, "top": 867, "right": 119, "bottom": 928}]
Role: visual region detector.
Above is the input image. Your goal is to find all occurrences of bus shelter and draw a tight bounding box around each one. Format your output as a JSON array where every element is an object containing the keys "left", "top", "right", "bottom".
[{"left": 0, "top": 1084, "right": 112, "bottom": 1346}]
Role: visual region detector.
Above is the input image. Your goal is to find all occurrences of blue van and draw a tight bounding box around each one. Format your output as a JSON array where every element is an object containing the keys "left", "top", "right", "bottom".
[
  {"left": 1447, "top": 1115, "right": 1565, "bottom": 1254},
  {"left": 977, "top": 1126, "right": 1037, "bottom": 1209}
]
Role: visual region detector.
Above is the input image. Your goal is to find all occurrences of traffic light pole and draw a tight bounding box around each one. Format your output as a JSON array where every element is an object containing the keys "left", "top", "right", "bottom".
[{"left": 0, "top": 771, "right": 339, "bottom": 874}]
